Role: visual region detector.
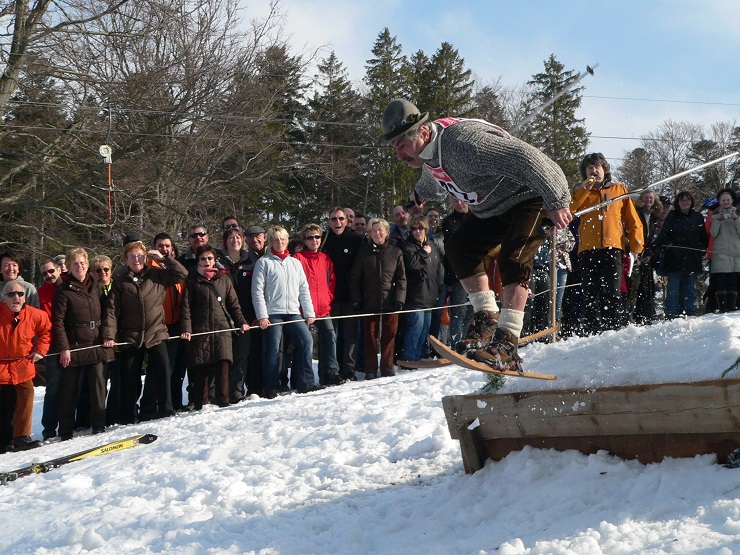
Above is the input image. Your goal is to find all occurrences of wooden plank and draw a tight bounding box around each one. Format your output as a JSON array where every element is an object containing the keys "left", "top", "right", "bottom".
[
  {"left": 442, "top": 379, "right": 740, "bottom": 468},
  {"left": 457, "top": 421, "right": 486, "bottom": 474},
  {"left": 481, "top": 433, "right": 740, "bottom": 465},
  {"left": 443, "top": 380, "right": 740, "bottom": 440}
]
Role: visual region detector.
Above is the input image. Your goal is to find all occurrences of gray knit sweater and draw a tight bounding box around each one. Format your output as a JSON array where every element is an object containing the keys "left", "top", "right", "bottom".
[{"left": 416, "top": 120, "right": 571, "bottom": 219}]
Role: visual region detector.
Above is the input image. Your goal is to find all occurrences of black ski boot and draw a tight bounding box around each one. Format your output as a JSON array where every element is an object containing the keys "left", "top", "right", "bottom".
[
  {"left": 454, "top": 310, "right": 499, "bottom": 354},
  {"left": 471, "top": 328, "right": 524, "bottom": 374}
]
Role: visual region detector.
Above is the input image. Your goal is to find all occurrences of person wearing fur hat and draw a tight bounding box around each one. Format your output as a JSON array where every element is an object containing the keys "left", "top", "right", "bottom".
[{"left": 381, "top": 98, "right": 571, "bottom": 372}]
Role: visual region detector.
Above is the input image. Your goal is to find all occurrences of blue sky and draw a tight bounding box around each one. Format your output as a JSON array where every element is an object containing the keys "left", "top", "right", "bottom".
[{"left": 245, "top": 0, "right": 740, "bottom": 164}]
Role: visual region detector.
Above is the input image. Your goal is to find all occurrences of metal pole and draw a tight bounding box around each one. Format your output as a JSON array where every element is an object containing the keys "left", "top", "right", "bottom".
[
  {"left": 574, "top": 151, "right": 740, "bottom": 218},
  {"left": 509, "top": 63, "right": 598, "bottom": 136}
]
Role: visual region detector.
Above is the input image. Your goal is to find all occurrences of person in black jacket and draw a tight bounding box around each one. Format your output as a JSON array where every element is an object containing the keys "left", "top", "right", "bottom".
[
  {"left": 322, "top": 207, "right": 364, "bottom": 381},
  {"left": 350, "top": 218, "right": 406, "bottom": 380},
  {"left": 52, "top": 248, "right": 113, "bottom": 440},
  {"left": 400, "top": 216, "right": 442, "bottom": 362},
  {"left": 653, "top": 191, "right": 708, "bottom": 317}
]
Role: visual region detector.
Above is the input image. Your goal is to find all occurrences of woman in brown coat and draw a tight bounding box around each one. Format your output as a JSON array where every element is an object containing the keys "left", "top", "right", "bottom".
[
  {"left": 350, "top": 218, "right": 406, "bottom": 380},
  {"left": 180, "top": 245, "right": 249, "bottom": 409},
  {"left": 102, "top": 241, "right": 188, "bottom": 423},
  {"left": 52, "top": 248, "right": 113, "bottom": 440}
]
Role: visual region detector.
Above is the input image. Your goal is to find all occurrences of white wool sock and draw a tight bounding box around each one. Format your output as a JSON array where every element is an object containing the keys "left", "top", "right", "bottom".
[
  {"left": 498, "top": 308, "right": 525, "bottom": 338},
  {"left": 468, "top": 290, "right": 499, "bottom": 314}
]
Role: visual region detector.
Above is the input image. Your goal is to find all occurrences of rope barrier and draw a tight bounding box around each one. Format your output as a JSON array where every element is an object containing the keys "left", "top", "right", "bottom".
[{"left": 0, "top": 303, "right": 472, "bottom": 362}]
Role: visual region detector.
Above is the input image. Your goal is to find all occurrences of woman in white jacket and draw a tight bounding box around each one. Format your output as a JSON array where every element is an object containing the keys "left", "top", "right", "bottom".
[
  {"left": 252, "top": 226, "right": 317, "bottom": 398},
  {"left": 709, "top": 188, "right": 740, "bottom": 312}
]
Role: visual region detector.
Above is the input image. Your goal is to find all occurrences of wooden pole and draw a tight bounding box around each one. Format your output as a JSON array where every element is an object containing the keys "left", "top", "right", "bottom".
[{"left": 549, "top": 226, "right": 558, "bottom": 343}]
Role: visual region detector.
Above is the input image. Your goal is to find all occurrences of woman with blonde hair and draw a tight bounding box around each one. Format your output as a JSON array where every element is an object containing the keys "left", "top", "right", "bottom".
[
  {"left": 102, "top": 241, "right": 188, "bottom": 423},
  {"left": 252, "top": 226, "right": 318, "bottom": 398},
  {"left": 52, "top": 248, "right": 113, "bottom": 440},
  {"left": 350, "top": 218, "right": 406, "bottom": 379}
]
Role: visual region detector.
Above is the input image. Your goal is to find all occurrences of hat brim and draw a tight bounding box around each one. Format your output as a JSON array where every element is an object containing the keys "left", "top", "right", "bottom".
[{"left": 380, "top": 112, "right": 429, "bottom": 145}]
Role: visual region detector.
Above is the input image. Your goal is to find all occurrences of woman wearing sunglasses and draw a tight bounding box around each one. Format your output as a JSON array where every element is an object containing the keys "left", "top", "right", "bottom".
[
  {"left": 293, "top": 224, "right": 343, "bottom": 386},
  {"left": 400, "top": 216, "right": 443, "bottom": 363}
]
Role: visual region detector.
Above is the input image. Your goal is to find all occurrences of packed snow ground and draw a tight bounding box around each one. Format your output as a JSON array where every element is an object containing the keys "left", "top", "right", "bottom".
[{"left": 2, "top": 313, "right": 740, "bottom": 554}]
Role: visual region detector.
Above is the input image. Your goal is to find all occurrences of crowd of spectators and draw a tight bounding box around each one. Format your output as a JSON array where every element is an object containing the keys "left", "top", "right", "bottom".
[{"left": 1, "top": 165, "right": 738, "bottom": 451}]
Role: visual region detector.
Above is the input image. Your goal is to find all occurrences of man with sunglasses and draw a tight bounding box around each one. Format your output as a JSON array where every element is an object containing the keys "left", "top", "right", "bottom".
[
  {"left": 37, "top": 258, "right": 66, "bottom": 440},
  {"left": 178, "top": 224, "right": 223, "bottom": 275},
  {"left": 322, "top": 207, "right": 364, "bottom": 381},
  {"left": 221, "top": 216, "right": 242, "bottom": 233},
  {"left": 0, "top": 282, "right": 51, "bottom": 452}
]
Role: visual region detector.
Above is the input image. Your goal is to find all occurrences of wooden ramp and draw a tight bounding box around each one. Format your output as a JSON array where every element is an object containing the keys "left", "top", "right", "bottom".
[{"left": 442, "top": 379, "right": 740, "bottom": 473}]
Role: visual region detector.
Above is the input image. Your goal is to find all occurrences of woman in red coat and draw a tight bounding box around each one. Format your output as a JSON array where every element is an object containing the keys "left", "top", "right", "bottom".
[{"left": 293, "top": 224, "right": 343, "bottom": 386}]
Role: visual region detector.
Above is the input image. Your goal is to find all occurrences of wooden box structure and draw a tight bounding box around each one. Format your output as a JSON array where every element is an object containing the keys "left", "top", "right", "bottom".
[{"left": 442, "top": 379, "right": 740, "bottom": 473}]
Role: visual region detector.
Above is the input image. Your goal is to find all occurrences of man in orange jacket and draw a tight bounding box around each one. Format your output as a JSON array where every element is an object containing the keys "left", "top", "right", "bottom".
[
  {"left": 570, "top": 153, "right": 644, "bottom": 334},
  {"left": 0, "top": 281, "right": 52, "bottom": 452}
]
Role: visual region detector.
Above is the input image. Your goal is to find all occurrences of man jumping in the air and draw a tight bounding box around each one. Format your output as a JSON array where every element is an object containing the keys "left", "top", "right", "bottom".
[{"left": 382, "top": 99, "right": 572, "bottom": 371}]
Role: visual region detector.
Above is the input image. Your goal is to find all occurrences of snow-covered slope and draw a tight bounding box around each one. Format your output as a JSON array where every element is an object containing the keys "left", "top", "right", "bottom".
[{"left": 2, "top": 313, "right": 739, "bottom": 554}]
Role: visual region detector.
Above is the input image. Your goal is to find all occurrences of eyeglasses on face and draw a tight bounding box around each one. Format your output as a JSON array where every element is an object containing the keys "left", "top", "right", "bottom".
[
  {"left": 41, "top": 268, "right": 58, "bottom": 276},
  {"left": 410, "top": 226, "right": 425, "bottom": 232},
  {"left": 189, "top": 231, "right": 208, "bottom": 238},
  {"left": 5, "top": 291, "right": 25, "bottom": 298},
  {"left": 223, "top": 223, "right": 241, "bottom": 230},
  {"left": 304, "top": 235, "right": 321, "bottom": 241},
  {"left": 94, "top": 267, "right": 111, "bottom": 273},
  {"left": 329, "top": 217, "right": 345, "bottom": 222}
]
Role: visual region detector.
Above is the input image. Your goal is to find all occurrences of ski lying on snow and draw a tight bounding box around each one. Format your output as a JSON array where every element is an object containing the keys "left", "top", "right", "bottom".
[
  {"left": 398, "top": 326, "right": 559, "bottom": 370},
  {"left": 0, "top": 433, "right": 157, "bottom": 485},
  {"left": 428, "top": 335, "right": 557, "bottom": 380}
]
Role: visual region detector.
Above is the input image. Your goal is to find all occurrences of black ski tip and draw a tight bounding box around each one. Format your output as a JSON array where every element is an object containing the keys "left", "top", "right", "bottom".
[{"left": 137, "top": 434, "right": 158, "bottom": 445}]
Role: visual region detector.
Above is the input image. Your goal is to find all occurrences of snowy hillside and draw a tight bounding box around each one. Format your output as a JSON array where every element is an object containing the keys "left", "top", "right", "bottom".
[{"left": 2, "top": 313, "right": 740, "bottom": 554}]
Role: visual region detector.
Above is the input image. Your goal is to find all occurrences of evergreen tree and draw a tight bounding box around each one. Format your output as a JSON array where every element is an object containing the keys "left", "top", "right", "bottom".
[
  {"left": 526, "top": 55, "right": 589, "bottom": 181},
  {"left": 471, "top": 83, "right": 509, "bottom": 128},
  {"left": 417, "top": 42, "right": 474, "bottom": 118},
  {"left": 364, "top": 28, "right": 410, "bottom": 112},
  {"left": 362, "top": 29, "right": 416, "bottom": 218},
  {"left": 306, "top": 52, "right": 366, "bottom": 222},
  {"left": 408, "top": 50, "right": 431, "bottom": 109}
]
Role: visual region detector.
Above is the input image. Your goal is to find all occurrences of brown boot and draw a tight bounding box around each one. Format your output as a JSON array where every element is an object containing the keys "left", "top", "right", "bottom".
[
  {"left": 455, "top": 310, "right": 499, "bottom": 354},
  {"left": 471, "top": 328, "right": 523, "bottom": 373}
]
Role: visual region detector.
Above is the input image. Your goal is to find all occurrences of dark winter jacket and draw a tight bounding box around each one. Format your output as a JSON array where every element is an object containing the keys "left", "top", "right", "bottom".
[
  {"left": 180, "top": 271, "right": 247, "bottom": 368},
  {"left": 653, "top": 209, "right": 708, "bottom": 274},
  {"left": 321, "top": 227, "right": 364, "bottom": 303},
  {"left": 102, "top": 258, "right": 188, "bottom": 349},
  {"left": 401, "top": 235, "right": 442, "bottom": 308},
  {"left": 219, "top": 248, "right": 260, "bottom": 323},
  {"left": 52, "top": 275, "right": 113, "bottom": 367},
  {"left": 349, "top": 240, "right": 406, "bottom": 312}
]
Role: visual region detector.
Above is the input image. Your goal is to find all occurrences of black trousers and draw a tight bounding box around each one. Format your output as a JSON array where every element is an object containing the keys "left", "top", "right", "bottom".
[
  {"left": 59, "top": 363, "right": 105, "bottom": 437},
  {"left": 579, "top": 248, "right": 624, "bottom": 334},
  {"left": 119, "top": 342, "right": 172, "bottom": 423}
]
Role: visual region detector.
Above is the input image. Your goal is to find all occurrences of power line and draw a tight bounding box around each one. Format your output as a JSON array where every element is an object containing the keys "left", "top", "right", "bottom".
[{"left": 584, "top": 95, "right": 740, "bottom": 108}]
